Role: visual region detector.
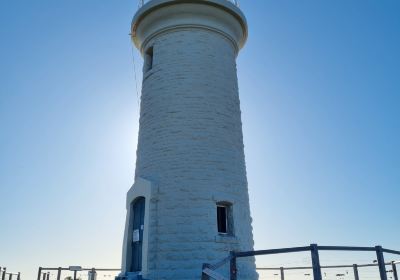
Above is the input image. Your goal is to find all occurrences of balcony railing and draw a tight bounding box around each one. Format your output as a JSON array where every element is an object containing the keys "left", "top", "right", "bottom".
[{"left": 138, "top": 0, "right": 239, "bottom": 9}]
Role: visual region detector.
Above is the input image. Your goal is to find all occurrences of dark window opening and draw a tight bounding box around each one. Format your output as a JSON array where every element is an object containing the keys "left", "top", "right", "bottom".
[
  {"left": 144, "top": 46, "right": 153, "bottom": 73},
  {"left": 217, "top": 205, "right": 228, "bottom": 234},
  {"left": 217, "top": 202, "right": 234, "bottom": 235}
]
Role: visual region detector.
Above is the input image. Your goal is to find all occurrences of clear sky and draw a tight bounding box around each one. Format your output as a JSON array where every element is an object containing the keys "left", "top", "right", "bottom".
[{"left": 0, "top": 1, "right": 399, "bottom": 280}]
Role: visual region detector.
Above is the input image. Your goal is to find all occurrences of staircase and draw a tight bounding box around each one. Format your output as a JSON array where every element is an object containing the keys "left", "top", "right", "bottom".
[{"left": 116, "top": 272, "right": 149, "bottom": 280}]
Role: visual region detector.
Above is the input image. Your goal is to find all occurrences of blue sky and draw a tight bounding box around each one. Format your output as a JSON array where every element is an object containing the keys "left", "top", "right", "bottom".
[{"left": 0, "top": 1, "right": 399, "bottom": 279}]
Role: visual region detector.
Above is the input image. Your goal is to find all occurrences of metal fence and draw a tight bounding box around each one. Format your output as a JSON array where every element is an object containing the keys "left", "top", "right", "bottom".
[
  {"left": 202, "top": 244, "right": 400, "bottom": 280},
  {"left": 0, "top": 267, "right": 21, "bottom": 280},
  {"left": 256, "top": 260, "right": 400, "bottom": 280},
  {"left": 137, "top": 0, "right": 239, "bottom": 9},
  {"left": 37, "top": 267, "right": 120, "bottom": 280}
]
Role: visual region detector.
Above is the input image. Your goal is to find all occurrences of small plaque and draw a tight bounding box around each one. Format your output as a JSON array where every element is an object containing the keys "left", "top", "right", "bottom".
[
  {"left": 133, "top": 229, "right": 140, "bottom": 242},
  {"left": 69, "top": 266, "right": 82, "bottom": 271}
]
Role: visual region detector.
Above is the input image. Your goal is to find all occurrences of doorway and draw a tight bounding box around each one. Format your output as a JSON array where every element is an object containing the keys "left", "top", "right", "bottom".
[{"left": 130, "top": 197, "right": 145, "bottom": 272}]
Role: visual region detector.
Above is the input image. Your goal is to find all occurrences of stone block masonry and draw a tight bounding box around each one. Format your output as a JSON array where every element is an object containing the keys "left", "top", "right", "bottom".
[{"left": 120, "top": 1, "right": 258, "bottom": 279}]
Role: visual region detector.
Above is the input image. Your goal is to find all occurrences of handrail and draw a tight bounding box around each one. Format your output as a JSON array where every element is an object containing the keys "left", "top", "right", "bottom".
[
  {"left": 40, "top": 268, "right": 120, "bottom": 271},
  {"left": 235, "top": 246, "right": 311, "bottom": 257},
  {"left": 37, "top": 267, "right": 121, "bottom": 280},
  {"left": 257, "top": 262, "right": 397, "bottom": 270},
  {"left": 208, "top": 256, "right": 233, "bottom": 270},
  {"left": 0, "top": 268, "right": 21, "bottom": 280},
  {"left": 202, "top": 244, "right": 400, "bottom": 280},
  {"left": 317, "top": 246, "right": 376, "bottom": 252},
  {"left": 383, "top": 248, "right": 400, "bottom": 255}
]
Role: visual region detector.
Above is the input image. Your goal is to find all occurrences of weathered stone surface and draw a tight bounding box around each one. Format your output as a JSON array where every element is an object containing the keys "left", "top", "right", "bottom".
[{"left": 122, "top": 1, "right": 258, "bottom": 279}]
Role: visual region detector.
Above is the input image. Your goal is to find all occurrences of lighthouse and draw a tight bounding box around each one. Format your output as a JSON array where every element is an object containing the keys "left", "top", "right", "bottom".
[{"left": 120, "top": 0, "right": 257, "bottom": 279}]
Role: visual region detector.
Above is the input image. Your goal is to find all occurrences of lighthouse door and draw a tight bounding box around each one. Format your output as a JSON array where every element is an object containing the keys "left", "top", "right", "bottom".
[{"left": 130, "top": 197, "right": 145, "bottom": 272}]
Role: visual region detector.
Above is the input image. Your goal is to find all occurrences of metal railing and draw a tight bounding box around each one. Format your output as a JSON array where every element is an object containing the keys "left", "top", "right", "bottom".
[
  {"left": 138, "top": 0, "right": 239, "bottom": 9},
  {"left": 0, "top": 267, "right": 21, "bottom": 280},
  {"left": 37, "top": 267, "right": 120, "bottom": 280},
  {"left": 201, "top": 244, "right": 400, "bottom": 280}
]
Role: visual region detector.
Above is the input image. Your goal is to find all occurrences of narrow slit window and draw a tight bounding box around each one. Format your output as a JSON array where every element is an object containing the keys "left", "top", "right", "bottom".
[
  {"left": 217, "top": 204, "right": 228, "bottom": 234},
  {"left": 144, "top": 46, "right": 153, "bottom": 73}
]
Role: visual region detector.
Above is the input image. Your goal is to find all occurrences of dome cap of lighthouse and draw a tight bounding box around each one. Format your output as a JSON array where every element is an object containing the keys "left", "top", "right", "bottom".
[{"left": 131, "top": 0, "right": 248, "bottom": 54}]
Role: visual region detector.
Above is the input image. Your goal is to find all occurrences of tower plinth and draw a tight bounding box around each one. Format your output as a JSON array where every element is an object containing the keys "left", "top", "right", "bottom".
[{"left": 120, "top": 1, "right": 257, "bottom": 279}]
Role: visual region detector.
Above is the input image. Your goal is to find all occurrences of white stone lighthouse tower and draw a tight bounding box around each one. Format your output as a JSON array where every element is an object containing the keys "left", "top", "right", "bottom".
[{"left": 120, "top": 0, "right": 257, "bottom": 279}]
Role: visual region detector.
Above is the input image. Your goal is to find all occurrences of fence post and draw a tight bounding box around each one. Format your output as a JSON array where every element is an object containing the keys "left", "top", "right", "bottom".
[
  {"left": 57, "top": 268, "right": 61, "bottom": 280},
  {"left": 2, "top": 268, "right": 6, "bottom": 280},
  {"left": 353, "top": 264, "right": 360, "bottom": 280},
  {"left": 17, "top": 273, "right": 20, "bottom": 280},
  {"left": 37, "top": 268, "right": 42, "bottom": 280},
  {"left": 392, "top": 262, "right": 398, "bottom": 280},
  {"left": 46, "top": 272, "right": 50, "bottom": 280},
  {"left": 230, "top": 251, "right": 237, "bottom": 280},
  {"left": 280, "top": 267, "right": 285, "bottom": 280},
  {"left": 201, "top": 264, "right": 210, "bottom": 280},
  {"left": 73, "top": 271, "right": 77, "bottom": 280},
  {"left": 375, "top": 246, "right": 388, "bottom": 280},
  {"left": 42, "top": 272, "right": 46, "bottom": 280},
  {"left": 90, "top": 268, "right": 96, "bottom": 280},
  {"left": 310, "top": 244, "right": 322, "bottom": 280},
  {"left": 8, "top": 273, "right": 12, "bottom": 280}
]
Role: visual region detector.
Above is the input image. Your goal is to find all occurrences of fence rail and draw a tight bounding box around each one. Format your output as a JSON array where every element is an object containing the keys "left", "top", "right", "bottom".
[
  {"left": 37, "top": 267, "right": 120, "bottom": 280},
  {"left": 202, "top": 244, "right": 400, "bottom": 280},
  {"left": 0, "top": 267, "right": 21, "bottom": 280}
]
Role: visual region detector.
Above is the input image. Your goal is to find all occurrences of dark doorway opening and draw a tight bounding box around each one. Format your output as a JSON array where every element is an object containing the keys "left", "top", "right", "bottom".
[{"left": 130, "top": 197, "right": 145, "bottom": 272}]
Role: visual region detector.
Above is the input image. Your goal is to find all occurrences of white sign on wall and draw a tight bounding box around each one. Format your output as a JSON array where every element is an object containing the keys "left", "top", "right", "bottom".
[{"left": 133, "top": 229, "right": 140, "bottom": 242}]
